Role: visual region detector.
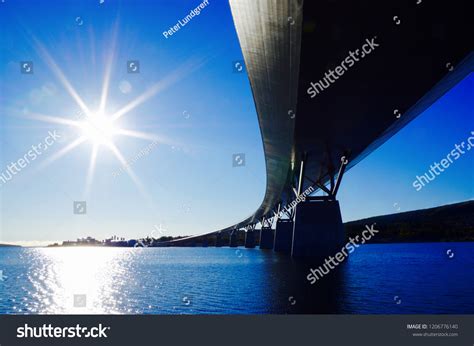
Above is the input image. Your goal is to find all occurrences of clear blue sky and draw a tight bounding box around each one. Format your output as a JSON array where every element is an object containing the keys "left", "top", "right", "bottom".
[
  {"left": 0, "top": 1, "right": 472, "bottom": 245},
  {"left": 0, "top": 0, "right": 266, "bottom": 245},
  {"left": 339, "top": 72, "right": 473, "bottom": 221}
]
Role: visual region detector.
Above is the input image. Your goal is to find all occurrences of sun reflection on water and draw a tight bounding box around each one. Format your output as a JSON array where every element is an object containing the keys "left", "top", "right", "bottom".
[{"left": 27, "top": 247, "right": 136, "bottom": 314}]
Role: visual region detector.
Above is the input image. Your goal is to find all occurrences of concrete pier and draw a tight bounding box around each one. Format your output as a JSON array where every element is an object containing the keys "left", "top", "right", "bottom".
[
  {"left": 274, "top": 220, "right": 293, "bottom": 253},
  {"left": 215, "top": 233, "right": 225, "bottom": 247},
  {"left": 292, "top": 200, "right": 345, "bottom": 258},
  {"left": 259, "top": 227, "right": 274, "bottom": 249},
  {"left": 244, "top": 230, "right": 256, "bottom": 248},
  {"left": 229, "top": 232, "right": 239, "bottom": 247}
]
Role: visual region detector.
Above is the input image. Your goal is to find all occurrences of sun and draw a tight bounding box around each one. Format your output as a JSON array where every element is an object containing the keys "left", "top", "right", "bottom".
[
  {"left": 25, "top": 26, "right": 199, "bottom": 200},
  {"left": 78, "top": 111, "right": 119, "bottom": 146}
]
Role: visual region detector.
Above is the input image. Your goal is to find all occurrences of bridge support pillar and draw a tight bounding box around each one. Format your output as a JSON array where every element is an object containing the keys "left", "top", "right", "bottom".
[
  {"left": 274, "top": 220, "right": 293, "bottom": 253},
  {"left": 259, "top": 227, "right": 274, "bottom": 249},
  {"left": 229, "top": 232, "right": 238, "bottom": 247},
  {"left": 215, "top": 233, "right": 224, "bottom": 247},
  {"left": 292, "top": 199, "right": 345, "bottom": 258},
  {"left": 244, "top": 230, "right": 256, "bottom": 248}
]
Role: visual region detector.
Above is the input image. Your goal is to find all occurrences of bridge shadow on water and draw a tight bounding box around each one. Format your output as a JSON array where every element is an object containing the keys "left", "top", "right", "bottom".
[
  {"left": 256, "top": 251, "right": 347, "bottom": 314},
  {"left": 251, "top": 242, "right": 474, "bottom": 315}
]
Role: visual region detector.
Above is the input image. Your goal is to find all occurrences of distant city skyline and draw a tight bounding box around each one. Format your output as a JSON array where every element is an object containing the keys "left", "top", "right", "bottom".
[{"left": 0, "top": 1, "right": 472, "bottom": 246}]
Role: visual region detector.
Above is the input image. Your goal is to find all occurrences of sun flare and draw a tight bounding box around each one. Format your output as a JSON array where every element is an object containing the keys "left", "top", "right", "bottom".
[
  {"left": 78, "top": 111, "right": 118, "bottom": 146},
  {"left": 25, "top": 27, "right": 198, "bottom": 201}
]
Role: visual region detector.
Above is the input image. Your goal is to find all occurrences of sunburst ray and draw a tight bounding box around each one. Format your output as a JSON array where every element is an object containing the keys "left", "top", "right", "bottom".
[
  {"left": 36, "top": 136, "right": 87, "bottom": 171},
  {"left": 114, "top": 129, "right": 163, "bottom": 142},
  {"left": 33, "top": 38, "right": 91, "bottom": 117},
  {"left": 99, "top": 21, "right": 120, "bottom": 113},
  {"left": 84, "top": 144, "right": 99, "bottom": 198},
  {"left": 110, "top": 57, "right": 208, "bottom": 122},
  {"left": 107, "top": 143, "right": 152, "bottom": 202},
  {"left": 21, "top": 112, "right": 82, "bottom": 128}
]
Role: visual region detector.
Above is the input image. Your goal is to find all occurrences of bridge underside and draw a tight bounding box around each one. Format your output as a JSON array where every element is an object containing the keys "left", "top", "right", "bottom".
[
  {"left": 229, "top": 0, "right": 472, "bottom": 220},
  {"left": 167, "top": 0, "right": 472, "bottom": 255},
  {"left": 294, "top": 0, "right": 473, "bottom": 197}
]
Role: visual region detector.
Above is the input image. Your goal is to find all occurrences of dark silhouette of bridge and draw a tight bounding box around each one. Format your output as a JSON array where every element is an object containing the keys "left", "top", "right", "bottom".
[{"left": 168, "top": 0, "right": 473, "bottom": 258}]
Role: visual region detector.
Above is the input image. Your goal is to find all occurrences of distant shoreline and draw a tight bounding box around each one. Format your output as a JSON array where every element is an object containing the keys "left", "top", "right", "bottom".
[
  {"left": 345, "top": 200, "right": 474, "bottom": 243},
  {"left": 0, "top": 240, "right": 473, "bottom": 249},
  {"left": 3, "top": 201, "right": 473, "bottom": 248}
]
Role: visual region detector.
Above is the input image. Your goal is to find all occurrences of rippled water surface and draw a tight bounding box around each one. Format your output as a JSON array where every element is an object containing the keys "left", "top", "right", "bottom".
[{"left": 0, "top": 243, "right": 473, "bottom": 314}]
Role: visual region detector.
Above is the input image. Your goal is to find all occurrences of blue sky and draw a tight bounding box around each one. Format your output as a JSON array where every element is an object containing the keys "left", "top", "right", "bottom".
[
  {"left": 0, "top": 0, "right": 266, "bottom": 245},
  {"left": 338, "top": 72, "right": 473, "bottom": 221},
  {"left": 0, "top": 1, "right": 472, "bottom": 245}
]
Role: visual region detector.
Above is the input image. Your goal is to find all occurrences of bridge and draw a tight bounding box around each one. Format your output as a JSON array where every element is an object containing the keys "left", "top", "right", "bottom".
[{"left": 167, "top": 0, "right": 473, "bottom": 257}]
